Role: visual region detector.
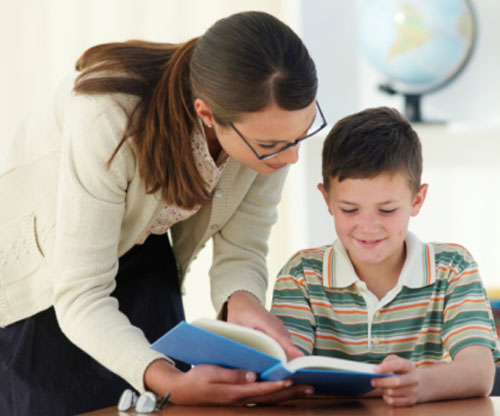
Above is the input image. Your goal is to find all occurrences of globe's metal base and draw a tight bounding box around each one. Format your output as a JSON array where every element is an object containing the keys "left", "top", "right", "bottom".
[{"left": 404, "top": 94, "right": 422, "bottom": 123}]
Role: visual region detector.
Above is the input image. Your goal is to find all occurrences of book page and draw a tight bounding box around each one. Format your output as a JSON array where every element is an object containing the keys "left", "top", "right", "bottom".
[
  {"left": 193, "top": 318, "right": 286, "bottom": 363},
  {"left": 286, "top": 355, "right": 378, "bottom": 374}
]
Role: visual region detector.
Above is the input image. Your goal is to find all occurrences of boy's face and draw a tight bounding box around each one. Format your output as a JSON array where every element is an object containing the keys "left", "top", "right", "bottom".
[{"left": 318, "top": 172, "right": 428, "bottom": 270}]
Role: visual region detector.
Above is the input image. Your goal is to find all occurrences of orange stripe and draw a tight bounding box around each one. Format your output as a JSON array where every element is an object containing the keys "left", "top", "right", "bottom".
[
  {"left": 291, "top": 332, "right": 314, "bottom": 346},
  {"left": 272, "top": 303, "right": 311, "bottom": 312},
  {"left": 444, "top": 298, "right": 486, "bottom": 314},
  {"left": 275, "top": 276, "right": 305, "bottom": 286},
  {"left": 416, "top": 361, "right": 438, "bottom": 368},
  {"left": 443, "top": 325, "right": 492, "bottom": 344},
  {"left": 275, "top": 276, "right": 295, "bottom": 283},
  {"left": 309, "top": 301, "right": 368, "bottom": 315},
  {"left": 328, "top": 248, "right": 333, "bottom": 287},
  {"left": 289, "top": 251, "right": 303, "bottom": 262},
  {"left": 333, "top": 309, "right": 368, "bottom": 315},
  {"left": 462, "top": 269, "right": 479, "bottom": 276},
  {"left": 447, "top": 243, "right": 467, "bottom": 250},
  {"left": 380, "top": 301, "right": 429, "bottom": 313},
  {"left": 448, "top": 268, "right": 479, "bottom": 285},
  {"left": 310, "top": 301, "right": 332, "bottom": 309},
  {"left": 437, "top": 265, "right": 459, "bottom": 277},
  {"left": 380, "top": 336, "right": 418, "bottom": 344},
  {"left": 302, "top": 248, "right": 324, "bottom": 255},
  {"left": 419, "top": 329, "right": 441, "bottom": 335},
  {"left": 426, "top": 245, "right": 432, "bottom": 284},
  {"left": 316, "top": 333, "right": 368, "bottom": 345}
]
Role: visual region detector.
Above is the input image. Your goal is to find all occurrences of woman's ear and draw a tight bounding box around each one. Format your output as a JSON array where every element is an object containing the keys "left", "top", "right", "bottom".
[
  {"left": 411, "top": 183, "right": 428, "bottom": 217},
  {"left": 194, "top": 98, "right": 215, "bottom": 128}
]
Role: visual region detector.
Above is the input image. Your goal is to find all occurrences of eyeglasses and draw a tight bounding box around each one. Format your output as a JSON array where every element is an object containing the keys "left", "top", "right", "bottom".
[
  {"left": 117, "top": 389, "right": 171, "bottom": 414},
  {"left": 229, "top": 101, "right": 327, "bottom": 161}
]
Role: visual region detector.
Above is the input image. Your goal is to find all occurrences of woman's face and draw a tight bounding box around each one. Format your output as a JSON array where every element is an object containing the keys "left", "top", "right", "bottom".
[{"left": 195, "top": 99, "right": 317, "bottom": 174}]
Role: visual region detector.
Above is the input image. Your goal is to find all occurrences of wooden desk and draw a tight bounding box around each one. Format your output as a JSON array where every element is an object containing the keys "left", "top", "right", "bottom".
[{"left": 80, "top": 396, "right": 500, "bottom": 416}]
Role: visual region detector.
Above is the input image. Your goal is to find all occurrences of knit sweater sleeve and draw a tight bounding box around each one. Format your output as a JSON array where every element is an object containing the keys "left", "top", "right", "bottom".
[
  {"left": 209, "top": 165, "right": 289, "bottom": 311},
  {"left": 52, "top": 92, "right": 168, "bottom": 393}
]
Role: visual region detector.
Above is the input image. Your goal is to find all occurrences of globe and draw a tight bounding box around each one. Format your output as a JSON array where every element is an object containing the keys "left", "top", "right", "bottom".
[{"left": 359, "top": 0, "right": 477, "bottom": 122}]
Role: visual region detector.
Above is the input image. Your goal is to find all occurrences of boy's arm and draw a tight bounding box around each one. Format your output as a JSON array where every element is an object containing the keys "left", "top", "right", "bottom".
[
  {"left": 372, "top": 345, "right": 495, "bottom": 406},
  {"left": 372, "top": 245, "right": 499, "bottom": 406}
]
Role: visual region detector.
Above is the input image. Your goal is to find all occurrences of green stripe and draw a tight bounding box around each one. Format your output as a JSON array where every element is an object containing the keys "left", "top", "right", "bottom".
[{"left": 271, "top": 242, "right": 500, "bottom": 365}]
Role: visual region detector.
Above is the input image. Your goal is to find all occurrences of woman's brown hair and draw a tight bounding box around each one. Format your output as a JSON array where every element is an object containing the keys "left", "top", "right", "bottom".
[{"left": 74, "top": 11, "right": 317, "bottom": 209}]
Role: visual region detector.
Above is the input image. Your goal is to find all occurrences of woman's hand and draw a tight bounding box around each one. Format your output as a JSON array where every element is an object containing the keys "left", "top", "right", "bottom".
[
  {"left": 144, "top": 359, "right": 312, "bottom": 405},
  {"left": 226, "top": 290, "right": 303, "bottom": 360}
]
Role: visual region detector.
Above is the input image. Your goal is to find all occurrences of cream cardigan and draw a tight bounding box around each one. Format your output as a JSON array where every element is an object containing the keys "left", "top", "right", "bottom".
[{"left": 0, "top": 73, "right": 288, "bottom": 391}]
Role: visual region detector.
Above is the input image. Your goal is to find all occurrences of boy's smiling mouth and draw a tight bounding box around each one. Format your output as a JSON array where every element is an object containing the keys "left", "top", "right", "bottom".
[{"left": 355, "top": 237, "right": 385, "bottom": 248}]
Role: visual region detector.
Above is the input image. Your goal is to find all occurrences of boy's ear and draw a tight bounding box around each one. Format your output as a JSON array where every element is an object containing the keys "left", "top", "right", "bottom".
[
  {"left": 317, "top": 183, "right": 333, "bottom": 216},
  {"left": 194, "top": 98, "right": 215, "bottom": 128},
  {"left": 410, "top": 183, "right": 428, "bottom": 217}
]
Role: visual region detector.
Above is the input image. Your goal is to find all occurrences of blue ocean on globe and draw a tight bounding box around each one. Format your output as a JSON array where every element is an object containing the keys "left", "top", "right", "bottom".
[{"left": 359, "top": 0, "right": 475, "bottom": 92}]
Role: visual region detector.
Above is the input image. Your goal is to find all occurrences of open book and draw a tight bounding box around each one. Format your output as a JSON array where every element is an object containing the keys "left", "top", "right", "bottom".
[{"left": 151, "top": 318, "right": 390, "bottom": 397}]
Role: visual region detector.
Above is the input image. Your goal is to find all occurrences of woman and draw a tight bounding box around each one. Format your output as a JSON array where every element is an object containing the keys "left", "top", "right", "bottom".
[{"left": 0, "top": 11, "right": 324, "bottom": 414}]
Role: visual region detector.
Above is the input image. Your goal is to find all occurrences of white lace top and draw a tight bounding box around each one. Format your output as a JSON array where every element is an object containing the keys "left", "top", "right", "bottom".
[{"left": 137, "top": 124, "right": 228, "bottom": 244}]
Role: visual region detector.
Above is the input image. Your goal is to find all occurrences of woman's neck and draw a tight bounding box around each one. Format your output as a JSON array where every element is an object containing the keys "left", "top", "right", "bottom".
[{"left": 204, "top": 125, "right": 223, "bottom": 163}]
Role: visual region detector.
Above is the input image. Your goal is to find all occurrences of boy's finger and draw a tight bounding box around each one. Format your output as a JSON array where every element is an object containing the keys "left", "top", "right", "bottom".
[
  {"left": 372, "top": 375, "right": 402, "bottom": 389},
  {"left": 376, "top": 356, "right": 413, "bottom": 374},
  {"left": 372, "top": 372, "right": 417, "bottom": 389},
  {"left": 278, "top": 335, "right": 304, "bottom": 360},
  {"left": 384, "top": 385, "right": 418, "bottom": 398},
  {"left": 383, "top": 393, "right": 418, "bottom": 407}
]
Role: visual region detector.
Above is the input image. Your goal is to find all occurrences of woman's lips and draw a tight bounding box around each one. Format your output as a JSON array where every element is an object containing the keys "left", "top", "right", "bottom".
[{"left": 265, "top": 162, "right": 287, "bottom": 170}]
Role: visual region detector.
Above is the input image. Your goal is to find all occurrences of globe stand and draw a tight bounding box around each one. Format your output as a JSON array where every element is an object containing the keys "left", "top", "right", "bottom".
[
  {"left": 379, "top": 84, "right": 427, "bottom": 123},
  {"left": 404, "top": 94, "right": 422, "bottom": 123}
]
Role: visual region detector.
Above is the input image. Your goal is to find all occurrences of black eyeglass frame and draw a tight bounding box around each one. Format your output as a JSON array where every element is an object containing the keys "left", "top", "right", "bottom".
[{"left": 229, "top": 101, "right": 327, "bottom": 161}]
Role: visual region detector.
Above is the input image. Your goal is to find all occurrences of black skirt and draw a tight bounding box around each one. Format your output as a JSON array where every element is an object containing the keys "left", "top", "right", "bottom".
[{"left": 0, "top": 233, "right": 188, "bottom": 415}]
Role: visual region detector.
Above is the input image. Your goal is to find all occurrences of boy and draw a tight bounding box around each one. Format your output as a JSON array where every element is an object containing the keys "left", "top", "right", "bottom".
[{"left": 271, "top": 107, "right": 500, "bottom": 406}]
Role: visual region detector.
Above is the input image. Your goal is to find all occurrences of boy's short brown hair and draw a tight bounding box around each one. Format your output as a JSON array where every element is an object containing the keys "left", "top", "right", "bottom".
[{"left": 321, "top": 107, "right": 422, "bottom": 194}]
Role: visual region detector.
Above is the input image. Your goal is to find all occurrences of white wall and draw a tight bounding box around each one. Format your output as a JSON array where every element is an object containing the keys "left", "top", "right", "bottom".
[{"left": 0, "top": 0, "right": 296, "bottom": 150}]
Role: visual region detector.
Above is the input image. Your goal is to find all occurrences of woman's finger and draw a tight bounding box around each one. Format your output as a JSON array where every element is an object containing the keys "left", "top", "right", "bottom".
[
  {"left": 207, "top": 379, "right": 294, "bottom": 404},
  {"left": 242, "top": 384, "right": 314, "bottom": 405},
  {"left": 194, "top": 364, "right": 256, "bottom": 384}
]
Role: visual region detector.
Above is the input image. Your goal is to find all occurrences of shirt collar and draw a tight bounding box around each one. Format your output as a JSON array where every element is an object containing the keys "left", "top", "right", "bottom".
[
  {"left": 193, "top": 117, "right": 228, "bottom": 170},
  {"left": 322, "top": 232, "right": 436, "bottom": 289}
]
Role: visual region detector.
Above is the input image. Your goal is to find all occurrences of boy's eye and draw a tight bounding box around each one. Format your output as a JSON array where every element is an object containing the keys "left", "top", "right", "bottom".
[
  {"left": 341, "top": 208, "right": 358, "bottom": 214},
  {"left": 380, "top": 208, "right": 397, "bottom": 215}
]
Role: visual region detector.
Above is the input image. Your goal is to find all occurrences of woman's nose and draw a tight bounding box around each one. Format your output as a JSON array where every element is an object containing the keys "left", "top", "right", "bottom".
[{"left": 280, "top": 145, "right": 299, "bottom": 164}]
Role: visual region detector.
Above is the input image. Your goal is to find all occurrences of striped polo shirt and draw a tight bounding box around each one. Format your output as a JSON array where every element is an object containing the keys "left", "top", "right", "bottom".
[{"left": 271, "top": 232, "right": 500, "bottom": 367}]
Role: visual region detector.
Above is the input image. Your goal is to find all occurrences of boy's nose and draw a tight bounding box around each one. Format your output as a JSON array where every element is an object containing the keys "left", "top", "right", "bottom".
[{"left": 357, "top": 214, "right": 380, "bottom": 232}]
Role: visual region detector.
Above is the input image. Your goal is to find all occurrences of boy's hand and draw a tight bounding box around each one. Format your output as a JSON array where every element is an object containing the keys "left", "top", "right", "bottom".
[
  {"left": 226, "top": 290, "right": 304, "bottom": 360},
  {"left": 371, "top": 355, "right": 421, "bottom": 407}
]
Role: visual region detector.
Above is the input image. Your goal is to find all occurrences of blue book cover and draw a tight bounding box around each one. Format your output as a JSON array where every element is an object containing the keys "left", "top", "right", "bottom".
[{"left": 151, "top": 318, "right": 390, "bottom": 397}]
